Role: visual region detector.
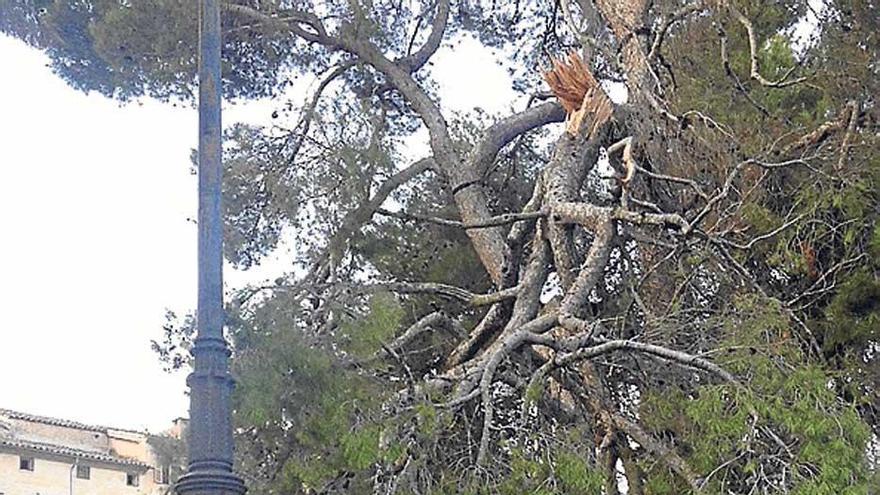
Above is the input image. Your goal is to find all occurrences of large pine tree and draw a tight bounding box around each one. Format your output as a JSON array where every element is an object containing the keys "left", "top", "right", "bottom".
[{"left": 5, "top": 0, "right": 879, "bottom": 492}]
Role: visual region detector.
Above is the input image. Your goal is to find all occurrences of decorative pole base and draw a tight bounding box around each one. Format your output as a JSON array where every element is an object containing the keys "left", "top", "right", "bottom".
[{"left": 176, "top": 469, "right": 246, "bottom": 495}]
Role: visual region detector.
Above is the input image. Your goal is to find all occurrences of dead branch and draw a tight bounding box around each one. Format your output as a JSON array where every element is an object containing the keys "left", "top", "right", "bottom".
[
  {"left": 836, "top": 100, "right": 860, "bottom": 170},
  {"left": 375, "top": 209, "right": 548, "bottom": 230},
  {"left": 723, "top": 2, "right": 808, "bottom": 88},
  {"left": 380, "top": 312, "right": 463, "bottom": 358},
  {"left": 781, "top": 108, "right": 850, "bottom": 155},
  {"left": 718, "top": 26, "right": 771, "bottom": 117}
]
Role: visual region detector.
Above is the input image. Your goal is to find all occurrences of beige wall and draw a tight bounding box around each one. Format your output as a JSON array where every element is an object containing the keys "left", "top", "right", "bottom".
[{"left": 0, "top": 451, "right": 167, "bottom": 495}]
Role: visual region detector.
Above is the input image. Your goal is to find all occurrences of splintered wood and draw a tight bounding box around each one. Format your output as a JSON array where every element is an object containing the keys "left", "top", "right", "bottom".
[{"left": 543, "top": 52, "right": 613, "bottom": 137}]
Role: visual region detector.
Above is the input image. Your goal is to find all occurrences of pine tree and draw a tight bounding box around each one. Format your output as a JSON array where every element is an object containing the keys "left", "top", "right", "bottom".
[{"left": 8, "top": 0, "right": 879, "bottom": 492}]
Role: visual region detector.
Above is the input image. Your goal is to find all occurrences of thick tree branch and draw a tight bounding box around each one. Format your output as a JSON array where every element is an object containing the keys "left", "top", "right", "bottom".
[
  {"left": 555, "top": 337, "right": 739, "bottom": 384},
  {"left": 610, "top": 414, "right": 702, "bottom": 492},
  {"left": 781, "top": 111, "right": 849, "bottom": 155},
  {"left": 313, "top": 157, "right": 436, "bottom": 280},
  {"left": 475, "top": 314, "right": 560, "bottom": 465},
  {"left": 381, "top": 311, "right": 463, "bottom": 357},
  {"left": 339, "top": 32, "right": 509, "bottom": 284},
  {"left": 313, "top": 281, "right": 519, "bottom": 306},
  {"left": 552, "top": 202, "right": 690, "bottom": 233},
  {"left": 375, "top": 208, "right": 548, "bottom": 230},
  {"left": 397, "top": 0, "right": 450, "bottom": 72},
  {"left": 285, "top": 61, "right": 356, "bottom": 164},
  {"left": 470, "top": 102, "right": 566, "bottom": 176}
]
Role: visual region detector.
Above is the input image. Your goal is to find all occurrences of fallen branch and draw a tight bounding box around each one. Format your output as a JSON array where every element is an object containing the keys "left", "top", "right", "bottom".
[{"left": 375, "top": 208, "right": 548, "bottom": 230}]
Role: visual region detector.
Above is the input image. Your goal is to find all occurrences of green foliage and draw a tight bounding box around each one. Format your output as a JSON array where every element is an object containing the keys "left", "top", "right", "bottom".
[
  {"left": 496, "top": 449, "right": 555, "bottom": 495},
  {"left": 741, "top": 202, "right": 780, "bottom": 233},
  {"left": 230, "top": 294, "right": 396, "bottom": 493},
  {"left": 554, "top": 451, "right": 605, "bottom": 494},
  {"left": 869, "top": 223, "right": 880, "bottom": 260},
  {"left": 822, "top": 272, "right": 880, "bottom": 350},
  {"left": 1, "top": 0, "right": 315, "bottom": 100},
  {"left": 640, "top": 295, "right": 873, "bottom": 494},
  {"left": 414, "top": 402, "right": 440, "bottom": 435},
  {"left": 357, "top": 217, "right": 491, "bottom": 292},
  {"left": 340, "top": 426, "right": 381, "bottom": 471},
  {"left": 222, "top": 124, "right": 300, "bottom": 269},
  {"left": 524, "top": 380, "right": 545, "bottom": 406},
  {"left": 339, "top": 291, "right": 404, "bottom": 358},
  {"left": 492, "top": 448, "right": 604, "bottom": 495}
]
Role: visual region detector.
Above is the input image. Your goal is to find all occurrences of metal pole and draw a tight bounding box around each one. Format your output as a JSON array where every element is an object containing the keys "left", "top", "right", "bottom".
[
  {"left": 69, "top": 459, "right": 76, "bottom": 495},
  {"left": 176, "top": 1, "right": 245, "bottom": 494}
]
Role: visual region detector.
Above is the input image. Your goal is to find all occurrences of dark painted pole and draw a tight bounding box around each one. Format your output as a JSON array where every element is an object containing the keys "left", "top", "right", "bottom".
[{"left": 176, "top": 1, "right": 246, "bottom": 494}]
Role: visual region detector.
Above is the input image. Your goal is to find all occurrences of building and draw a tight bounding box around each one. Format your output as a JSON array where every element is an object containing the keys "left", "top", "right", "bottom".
[{"left": 0, "top": 409, "right": 186, "bottom": 495}]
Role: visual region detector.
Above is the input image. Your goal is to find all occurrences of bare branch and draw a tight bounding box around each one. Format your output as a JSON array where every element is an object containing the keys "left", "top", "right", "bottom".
[
  {"left": 634, "top": 163, "right": 709, "bottom": 201},
  {"left": 398, "top": 0, "right": 450, "bottom": 72},
  {"left": 787, "top": 253, "right": 868, "bottom": 308},
  {"left": 310, "top": 157, "right": 436, "bottom": 281},
  {"left": 552, "top": 202, "right": 691, "bottom": 233},
  {"left": 718, "top": 26, "right": 770, "bottom": 117},
  {"left": 346, "top": 281, "right": 519, "bottom": 306},
  {"left": 375, "top": 208, "right": 548, "bottom": 230},
  {"left": 647, "top": 2, "right": 706, "bottom": 62},
  {"left": 475, "top": 314, "right": 560, "bottom": 465},
  {"left": 725, "top": 3, "right": 808, "bottom": 88},
  {"left": 470, "top": 102, "right": 566, "bottom": 176},
  {"left": 606, "top": 136, "right": 637, "bottom": 184},
  {"left": 380, "top": 311, "right": 462, "bottom": 357},
  {"left": 558, "top": 337, "right": 739, "bottom": 384},
  {"left": 781, "top": 112, "right": 848, "bottom": 155},
  {"left": 719, "top": 213, "right": 806, "bottom": 250},
  {"left": 836, "top": 100, "right": 860, "bottom": 170},
  {"left": 285, "top": 61, "right": 356, "bottom": 164}
]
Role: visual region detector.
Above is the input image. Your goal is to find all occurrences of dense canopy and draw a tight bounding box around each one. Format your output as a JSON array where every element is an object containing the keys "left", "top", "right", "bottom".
[{"left": 5, "top": 0, "right": 879, "bottom": 493}]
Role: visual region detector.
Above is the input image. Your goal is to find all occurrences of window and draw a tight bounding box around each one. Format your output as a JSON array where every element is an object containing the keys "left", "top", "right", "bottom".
[
  {"left": 154, "top": 464, "right": 171, "bottom": 484},
  {"left": 76, "top": 465, "right": 90, "bottom": 480},
  {"left": 126, "top": 473, "right": 139, "bottom": 487},
  {"left": 19, "top": 456, "right": 34, "bottom": 471}
]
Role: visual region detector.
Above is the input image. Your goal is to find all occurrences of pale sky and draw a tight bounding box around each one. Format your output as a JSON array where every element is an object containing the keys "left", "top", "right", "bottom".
[{"left": 0, "top": 33, "right": 516, "bottom": 433}]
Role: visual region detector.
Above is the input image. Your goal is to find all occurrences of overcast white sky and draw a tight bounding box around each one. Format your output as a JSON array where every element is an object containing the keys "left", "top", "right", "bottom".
[{"left": 0, "top": 33, "right": 516, "bottom": 433}]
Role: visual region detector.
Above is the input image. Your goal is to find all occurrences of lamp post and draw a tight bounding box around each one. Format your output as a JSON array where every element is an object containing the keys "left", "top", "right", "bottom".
[{"left": 175, "top": 1, "right": 246, "bottom": 494}]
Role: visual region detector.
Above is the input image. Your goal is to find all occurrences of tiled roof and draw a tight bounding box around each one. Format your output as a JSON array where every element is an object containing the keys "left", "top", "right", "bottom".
[
  {"left": 0, "top": 408, "right": 144, "bottom": 435},
  {"left": 0, "top": 438, "right": 149, "bottom": 469}
]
